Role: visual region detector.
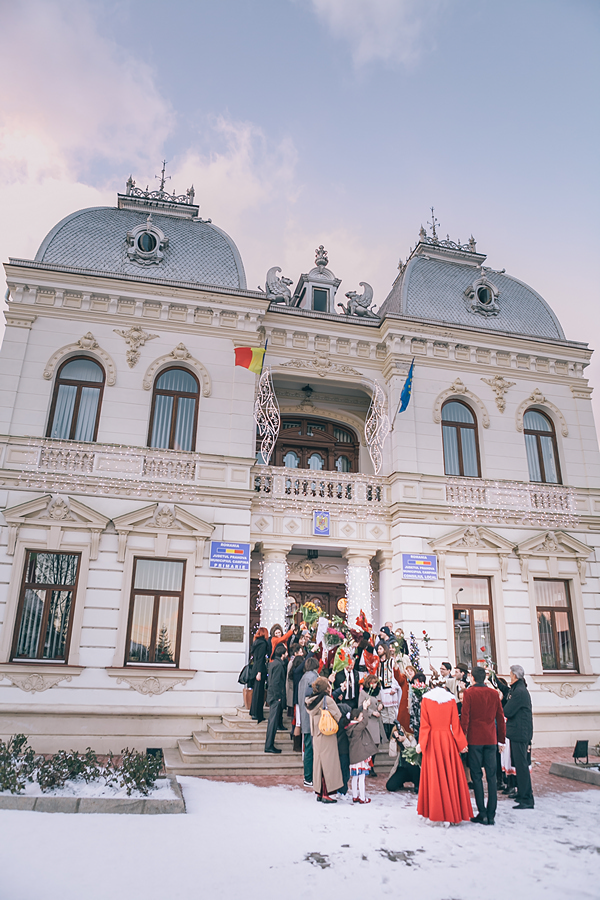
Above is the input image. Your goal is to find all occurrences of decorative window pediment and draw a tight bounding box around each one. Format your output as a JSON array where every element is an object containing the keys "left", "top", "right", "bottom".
[
  {"left": 43, "top": 333, "right": 116, "bottom": 386},
  {"left": 515, "top": 530, "right": 592, "bottom": 583},
  {"left": 3, "top": 494, "right": 110, "bottom": 559},
  {"left": 429, "top": 525, "right": 514, "bottom": 580},
  {"left": 112, "top": 503, "right": 214, "bottom": 564},
  {"left": 464, "top": 275, "right": 500, "bottom": 317},
  {"left": 433, "top": 379, "right": 490, "bottom": 428},
  {"left": 143, "top": 344, "right": 212, "bottom": 397},
  {"left": 516, "top": 389, "right": 568, "bottom": 437}
]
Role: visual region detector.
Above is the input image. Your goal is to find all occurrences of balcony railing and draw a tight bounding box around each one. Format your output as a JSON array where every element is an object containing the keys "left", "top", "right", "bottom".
[
  {"left": 445, "top": 477, "right": 577, "bottom": 528},
  {"left": 253, "top": 465, "right": 387, "bottom": 511}
]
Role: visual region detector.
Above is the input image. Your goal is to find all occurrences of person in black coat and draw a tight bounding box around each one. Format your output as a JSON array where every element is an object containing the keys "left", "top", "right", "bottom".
[
  {"left": 504, "top": 665, "right": 534, "bottom": 809},
  {"left": 249, "top": 628, "right": 269, "bottom": 723},
  {"left": 264, "top": 644, "right": 288, "bottom": 753}
]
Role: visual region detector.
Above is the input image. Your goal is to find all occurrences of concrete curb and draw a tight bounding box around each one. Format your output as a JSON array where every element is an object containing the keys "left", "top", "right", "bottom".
[
  {"left": 0, "top": 776, "right": 186, "bottom": 814},
  {"left": 549, "top": 762, "right": 600, "bottom": 786}
]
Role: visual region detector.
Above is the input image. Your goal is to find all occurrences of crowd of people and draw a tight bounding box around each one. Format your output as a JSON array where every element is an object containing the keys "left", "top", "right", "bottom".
[{"left": 245, "top": 616, "right": 534, "bottom": 823}]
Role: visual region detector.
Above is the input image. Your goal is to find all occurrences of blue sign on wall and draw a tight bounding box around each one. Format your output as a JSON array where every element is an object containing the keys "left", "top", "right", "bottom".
[
  {"left": 313, "top": 510, "right": 330, "bottom": 536},
  {"left": 209, "top": 541, "right": 251, "bottom": 570},
  {"left": 402, "top": 553, "right": 438, "bottom": 581}
]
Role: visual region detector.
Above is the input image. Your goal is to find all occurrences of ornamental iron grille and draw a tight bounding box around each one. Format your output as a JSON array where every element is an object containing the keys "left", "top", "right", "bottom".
[{"left": 254, "top": 368, "right": 281, "bottom": 466}]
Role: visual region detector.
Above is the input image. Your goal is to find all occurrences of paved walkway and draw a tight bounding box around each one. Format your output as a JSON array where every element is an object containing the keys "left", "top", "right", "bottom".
[{"left": 194, "top": 745, "right": 600, "bottom": 796}]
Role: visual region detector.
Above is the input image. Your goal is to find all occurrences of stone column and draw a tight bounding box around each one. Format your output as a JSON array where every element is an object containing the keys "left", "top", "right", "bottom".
[
  {"left": 343, "top": 550, "right": 374, "bottom": 628},
  {"left": 375, "top": 550, "right": 394, "bottom": 629},
  {"left": 258, "top": 545, "right": 290, "bottom": 631}
]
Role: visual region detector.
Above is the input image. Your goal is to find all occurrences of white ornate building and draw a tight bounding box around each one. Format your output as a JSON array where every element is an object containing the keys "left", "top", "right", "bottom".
[{"left": 0, "top": 182, "right": 598, "bottom": 752}]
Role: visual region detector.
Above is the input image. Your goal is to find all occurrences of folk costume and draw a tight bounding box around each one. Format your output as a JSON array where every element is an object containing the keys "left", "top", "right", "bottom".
[
  {"left": 417, "top": 687, "right": 473, "bottom": 824},
  {"left": 348, "top": 715, "right": 377, "bottom": 804}
]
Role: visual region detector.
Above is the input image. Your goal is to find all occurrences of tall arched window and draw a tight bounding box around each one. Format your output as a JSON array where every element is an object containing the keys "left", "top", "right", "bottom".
[
  {"left": 441, "top": 400, "right": 481, "bottom": 477},
  {"left": 148, "top": 367, "right": 199, "bottom": 451},
  {"left": 523, "top": 408, "right": 561, "bottom": 483},
  {"left": 47, "top": 357, "right": 105, "bottom": 442}
]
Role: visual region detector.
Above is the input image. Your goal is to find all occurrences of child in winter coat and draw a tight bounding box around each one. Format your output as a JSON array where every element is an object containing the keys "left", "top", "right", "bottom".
[{"left": 347, "top": 704, "right": 378, "bottom": 804}]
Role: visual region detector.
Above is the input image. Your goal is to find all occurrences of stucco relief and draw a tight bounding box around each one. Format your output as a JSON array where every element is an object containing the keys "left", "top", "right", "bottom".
[
  {"left": 43, "top": 333, "right": 117, "bottom": 385},
  {"left": 433, "top": 378, "right": 490, "bottom": 428},
  {"left": 515, "top": 389, "right": 568, "bottom": 437},
  {"left": 142, "top": 344, "right": 212, "bottom": 396}
]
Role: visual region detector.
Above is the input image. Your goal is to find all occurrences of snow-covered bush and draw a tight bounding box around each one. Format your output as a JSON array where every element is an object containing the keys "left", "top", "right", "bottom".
[{"left": 0, "top": 734, "right": 36, "bottom": 793}]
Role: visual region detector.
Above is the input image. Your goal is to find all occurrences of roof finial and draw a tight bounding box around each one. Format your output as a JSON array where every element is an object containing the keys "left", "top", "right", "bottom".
[
  {"left": 155, "top": 160, "right": 171, "bottom": 193},
  {"left": 315, "top": 244, "right": 328, "bottom": 268},
  {"left": 427, "top": 206, "right": 439, "bottom": 240}
]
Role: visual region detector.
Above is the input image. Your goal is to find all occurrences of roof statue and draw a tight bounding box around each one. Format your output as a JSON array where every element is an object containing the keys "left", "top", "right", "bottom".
[
  {"left": 338, "top": 282, "right": 378, "bottom": 319},
  {"left": 265, "top": 267, "right": 294, "bottom": 305},
  {"left": 315, "top": 245, "right": 329, "bottom": 268}
]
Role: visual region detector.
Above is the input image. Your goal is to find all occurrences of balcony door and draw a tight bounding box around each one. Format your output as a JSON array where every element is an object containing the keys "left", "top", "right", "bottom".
[{"left": 268, "top": 416, "right": 359, "bottom": 472}]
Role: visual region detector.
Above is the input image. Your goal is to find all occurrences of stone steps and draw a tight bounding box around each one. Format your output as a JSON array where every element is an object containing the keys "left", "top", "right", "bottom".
[{"left": 164, "top": 706, "right": 395, "bottom": 778}]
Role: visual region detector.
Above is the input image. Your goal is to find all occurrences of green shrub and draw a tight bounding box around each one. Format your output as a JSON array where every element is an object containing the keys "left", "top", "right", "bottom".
[
  {"left": 118, "top": 748, "right": 163, "bottom": 796},
  {"left": 0, "top": 734, "right": 37, "bottom": 794}
]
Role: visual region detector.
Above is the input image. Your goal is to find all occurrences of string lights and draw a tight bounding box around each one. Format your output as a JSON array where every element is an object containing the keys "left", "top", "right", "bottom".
[
  {"left": 345, "top": 562, "right": 374, "bottom": 627},
  {"left": 256, "top": 558, "right": 289, "bottom": 631}
]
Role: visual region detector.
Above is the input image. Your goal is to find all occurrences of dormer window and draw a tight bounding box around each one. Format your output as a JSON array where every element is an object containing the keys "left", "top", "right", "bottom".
[
  {"left": 464, "top": 276, "right": 500, "bottom": 317},
  {"left": 138, "top": 232, "right": 157, "bottom": 253},
  {"left": 477, "top": 286, "right": 492, "bottom": 305},
  {"left": 312, "top": 288, "right": 329, "bottom": 312}
]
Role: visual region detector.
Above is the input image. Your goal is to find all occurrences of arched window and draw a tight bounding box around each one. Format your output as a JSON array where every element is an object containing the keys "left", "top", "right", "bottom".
[
  {"left": 148, "top": 367, "right": 199, "bottom": 451},
  {"left": 523, "top": 409, "right": 561, "bottom": 483},
  {"left": 47, "top": 357, "right": 105, "bottom": 442},
  {"left": 271, "top": 417, "right": 359, "bottom": 472},
  {"left": 441, "top": 400, "right": 480, "bottom": 477}
]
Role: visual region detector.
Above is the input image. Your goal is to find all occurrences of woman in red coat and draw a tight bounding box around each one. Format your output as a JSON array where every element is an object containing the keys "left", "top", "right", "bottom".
[{"left": 416, "top": 687, "right": 473, "bottom": 824}]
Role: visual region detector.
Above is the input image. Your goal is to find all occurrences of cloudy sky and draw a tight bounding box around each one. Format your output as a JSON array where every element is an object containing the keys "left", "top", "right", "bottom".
[{"left": 1, "top": 0, "right": 599, "bottom": 415}]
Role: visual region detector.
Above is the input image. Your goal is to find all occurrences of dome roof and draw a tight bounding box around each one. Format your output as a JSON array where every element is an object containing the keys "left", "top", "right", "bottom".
[
  {"left": 379, "top": 243, "right": 564, "bottom": 340},
  {"left": 35, "top": 204, "right": 246, "bottom": 289}
]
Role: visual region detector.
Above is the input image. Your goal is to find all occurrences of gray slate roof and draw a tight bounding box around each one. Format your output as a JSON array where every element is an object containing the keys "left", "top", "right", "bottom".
[
  {"left": 35, "top": 206, "right": 246, "bottom": 289},
  {"left": 379, "top": 254, "right": 564, "bottom": 340}
]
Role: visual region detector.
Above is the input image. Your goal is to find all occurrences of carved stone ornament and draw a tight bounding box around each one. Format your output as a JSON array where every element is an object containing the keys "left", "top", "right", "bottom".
[
  {"left": 482, "top": 375, "right": 516, "bottom": 413},
  {"left": 143, "top": 346, "right": 212, "bottom": 396},
  {"left": 515, "top": 389, "right": 568, "bottom": 437},
  {"left": 114, "top": 325, "right": 159, "bottom": 368},
  {"left": 151, "top": 504, "right": 177, "bottom": 528},
  {"left": 116, "top": 675, "right": 188, "bottom": 695},
  {"left": 1, "top": 672, "right": 72, "bottom": 693},
  {"left": 453, "top": 526, "right": 487, "bottom": 549},
  {"left": 279, "top": 354, "right": 362, "bottom": 378},
  {"left": 540, "top": 681, "right": 589, "bottom": 699},
  {"left": 288, "top": 558, "right": 340, "bottom": 580},
  {"left": 265, "top": 267, "right": 293, "bottom": 305},
  {"left": 46, "top": 496, "right": 72, "bottom": 520},
  {"left": 126, "top": 214, "right": 168, "bottom": 266},
  {"left": 464, "top": 275, "right": 500, "bottom": 317},
  {"left": 43, "top": 334, "right": 117, "bottom": 386},
  {"left": 433, "top": 379, "right": 490, "bottom": 428},
  {"left": 337, "top": 282, "right": 379, "bottom": 319}
]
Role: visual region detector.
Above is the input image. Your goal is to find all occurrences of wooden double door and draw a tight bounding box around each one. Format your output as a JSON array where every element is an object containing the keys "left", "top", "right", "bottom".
[{"left": 249, "top": 580, "right": 346, "bottom": 639}]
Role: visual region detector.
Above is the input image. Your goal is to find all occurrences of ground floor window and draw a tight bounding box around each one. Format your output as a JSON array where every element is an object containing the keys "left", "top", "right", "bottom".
[
  {"left": 125, "top": 558, "right": 185, "bottom": 667},
  {"left": 534, "top": 579, "right": 577, "bottom": 671},
  {"left": 452, "top": 575, "right": 495, "bottom": 668},
  {"left": 12, "top": 551, "right": 81, "bottom": 662}
]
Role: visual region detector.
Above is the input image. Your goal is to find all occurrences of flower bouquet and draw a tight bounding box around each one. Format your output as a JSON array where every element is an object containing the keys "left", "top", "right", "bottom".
[
  {"left": 325, "top": 626, "right": 345, "bottom": 648},
  {"left": 402, "top": 745, "right": 422, "bottom": 767},
  {"left": 301, "top": 601, "right": 323, "bottom": 628},
  {"left": 332, "top": 645, "right": 354, "bottom": 674}
]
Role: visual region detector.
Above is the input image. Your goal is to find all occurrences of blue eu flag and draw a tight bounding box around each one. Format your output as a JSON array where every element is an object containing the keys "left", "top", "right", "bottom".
[{"left": 398, "top": 359, "right": 415, "bottom": 414}]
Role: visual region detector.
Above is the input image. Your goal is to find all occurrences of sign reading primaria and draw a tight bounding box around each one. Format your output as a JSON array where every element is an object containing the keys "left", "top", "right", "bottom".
[
  {"left": 402, "top": 553, "right": 438, "bottom": 581},
  {"left": 209, "top": 541, "right": 251, "bottom": 570}
]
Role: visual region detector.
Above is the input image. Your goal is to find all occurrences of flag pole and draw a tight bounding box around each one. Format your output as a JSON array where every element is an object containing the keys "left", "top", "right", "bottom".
[{"left": 258, "top": 338, "right": 268, "bottom": 380}]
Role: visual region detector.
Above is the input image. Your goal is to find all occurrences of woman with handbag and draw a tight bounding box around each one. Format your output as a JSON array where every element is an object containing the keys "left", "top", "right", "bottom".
[
  {"left": 306, "top": 677, "right": 343, "bottom": 803},
  {"left": 248, "top": 627, "right": 269, "bottom": 723}
]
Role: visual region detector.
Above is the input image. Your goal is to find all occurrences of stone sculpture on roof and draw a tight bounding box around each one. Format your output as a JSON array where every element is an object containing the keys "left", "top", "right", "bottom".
[
  {"left": 338, "top": 282, "right": 378, "bottom": 318},
  {"left": 265, "top": 266, "right": 294, "bottom": 305}
]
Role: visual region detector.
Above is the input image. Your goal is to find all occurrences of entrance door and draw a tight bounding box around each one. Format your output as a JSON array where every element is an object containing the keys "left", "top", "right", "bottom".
[{"left": 249, "top": 580, "right": 346, "bottom": 639}]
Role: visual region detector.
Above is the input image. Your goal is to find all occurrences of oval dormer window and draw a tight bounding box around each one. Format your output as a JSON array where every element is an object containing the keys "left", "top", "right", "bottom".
[
  {"left": 138, "top": 232, "right": 157, "bottom": 253},
  {"left": 477, "top": 286, "right": 492, "bottom": 305}
]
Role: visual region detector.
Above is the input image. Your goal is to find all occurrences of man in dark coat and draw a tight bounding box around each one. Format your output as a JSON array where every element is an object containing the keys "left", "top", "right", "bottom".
[
  {"left": 504, "top": 664, "right": 534, "bottom": 809},
  {"left": 264, "top": 644, "right": 288, "bottom": 754},
  {"left": 461, "top": 666, "right": 506, "bottom": 825}
]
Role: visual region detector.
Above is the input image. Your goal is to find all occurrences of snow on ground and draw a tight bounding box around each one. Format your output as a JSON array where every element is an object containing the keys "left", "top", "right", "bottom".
[
  {"left": 0, "top": 776, "right": 177, "bottom": 800},
  {"left": 0, "top": 778, "right": 598, "bottom": 900}
]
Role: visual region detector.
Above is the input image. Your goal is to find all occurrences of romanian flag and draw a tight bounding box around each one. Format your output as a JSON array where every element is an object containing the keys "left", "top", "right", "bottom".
[{"left": 234, "top": 346, "right": 265, "bottom": 374}]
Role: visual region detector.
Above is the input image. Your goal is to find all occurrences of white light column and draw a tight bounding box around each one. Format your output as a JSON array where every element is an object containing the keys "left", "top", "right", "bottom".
[
  {"left": 259, "top": 545, "right": 290, "bottom": 631},
  {"left": 343, "top": 550, "right": 374, "bottom": 627},
  {"left": 375, "top": 550, "right": 394, "bottom": 629}
]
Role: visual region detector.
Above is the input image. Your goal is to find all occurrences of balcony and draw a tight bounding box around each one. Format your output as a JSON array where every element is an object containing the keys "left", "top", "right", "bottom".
[
  {"left": 444, "top": 477, "right": 578, "bottom": 528},
  {"left": 252, "top": 465, "right": 388, "bottom": 514},
  {"left": 0, "top": 437, "right": 253, "bottom": 503}
]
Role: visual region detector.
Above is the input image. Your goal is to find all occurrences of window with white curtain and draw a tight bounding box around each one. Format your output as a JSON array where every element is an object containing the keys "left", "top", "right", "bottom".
[
  {"left": 148, "top": 367, "right": 199, "bottom": 451},
  {"left": 523, "top": 409, "right": 561, "bottom": 484},
  {"left": 47, "top": 357, "right": 105, "bottom": 442},
  {"left": 12, "top": 551, "right": 81, "bottom": 661},
  {"left": 125, "top": 558, "right": 186, "bottom": 666},
  {"left": 441, "top": 400, "right": 481, "bottom": 477}
]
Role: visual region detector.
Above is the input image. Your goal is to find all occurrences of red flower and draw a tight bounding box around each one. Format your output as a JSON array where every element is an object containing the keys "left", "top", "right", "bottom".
[
  {"left": 480, "top": 646, "right": 486, "bottom": 652},
  {"left": 423, "top": 630, "right": 426, "bottom": 635}
]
